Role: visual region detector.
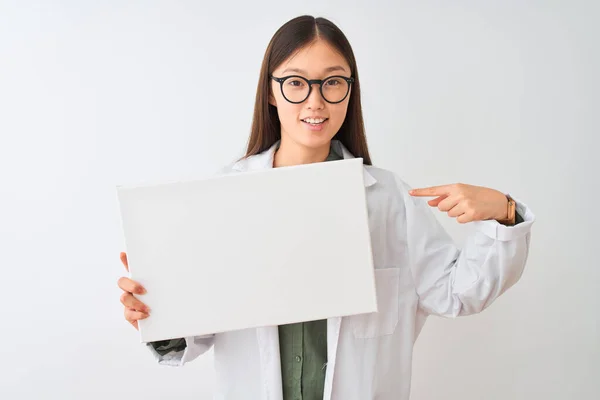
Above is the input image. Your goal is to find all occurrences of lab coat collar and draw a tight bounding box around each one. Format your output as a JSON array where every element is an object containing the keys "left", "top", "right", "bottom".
[{"left": 231, "top": 140, "right": 377, "bottom": 188}]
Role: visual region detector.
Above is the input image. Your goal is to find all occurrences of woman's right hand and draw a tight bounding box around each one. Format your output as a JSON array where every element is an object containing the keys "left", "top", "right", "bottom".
[{"left": 118, "top": 252, "right": 150, "bottom": 330}]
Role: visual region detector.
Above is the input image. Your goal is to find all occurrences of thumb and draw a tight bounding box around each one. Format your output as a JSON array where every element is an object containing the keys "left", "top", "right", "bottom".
[{"left": 120, "top": 252, "right": 129, "bottom": 272}]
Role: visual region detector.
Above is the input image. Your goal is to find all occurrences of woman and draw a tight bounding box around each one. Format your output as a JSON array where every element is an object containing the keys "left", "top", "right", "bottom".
[{"left": 117, "top": 15, "right": 534, "bottom": 400}]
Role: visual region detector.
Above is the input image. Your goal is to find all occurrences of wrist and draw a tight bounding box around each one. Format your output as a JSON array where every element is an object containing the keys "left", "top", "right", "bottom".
[
  {"left": 496, "top": 196, "right": 509, "bottom": 220},
  {"left": 496, "top": 195, "right": 516, "bottom": 225}
]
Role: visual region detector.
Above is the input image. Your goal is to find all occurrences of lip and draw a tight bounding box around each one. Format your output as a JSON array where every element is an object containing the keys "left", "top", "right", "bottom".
[
  {"left": 300, "top": 117, "right": 329, "bottom": 121},
  {"left": 301, "top": 118, "right": 328, "bottom": 132}
]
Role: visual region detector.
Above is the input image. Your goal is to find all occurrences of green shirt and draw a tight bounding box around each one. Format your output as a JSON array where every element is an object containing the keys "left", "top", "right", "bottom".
[{"left": 278, "top": 320, "right": 328, "bottom": 400}]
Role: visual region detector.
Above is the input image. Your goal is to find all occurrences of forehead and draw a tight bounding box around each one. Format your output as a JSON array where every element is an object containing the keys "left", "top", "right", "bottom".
[{"left": 274, "top": 39, "right": 350, "bottom": 77}]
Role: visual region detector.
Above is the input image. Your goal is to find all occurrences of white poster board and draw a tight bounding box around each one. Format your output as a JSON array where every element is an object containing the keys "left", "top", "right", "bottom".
[{"left": 116, "top": 158, "right": 377, "bottom": 343}]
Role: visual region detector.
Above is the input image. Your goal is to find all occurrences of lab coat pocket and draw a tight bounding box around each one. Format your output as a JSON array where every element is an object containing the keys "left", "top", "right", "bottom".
[{"left": 350, "top": 267, "right": 400, "bottom": 339}]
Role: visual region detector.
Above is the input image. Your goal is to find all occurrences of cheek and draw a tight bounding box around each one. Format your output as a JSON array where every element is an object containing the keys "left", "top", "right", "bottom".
[
  {"left": 329, "top": 103, "right": 349, "bottom": 126},
  {"left": 276, "top": 102, "right": 302, "bottom": 124}
]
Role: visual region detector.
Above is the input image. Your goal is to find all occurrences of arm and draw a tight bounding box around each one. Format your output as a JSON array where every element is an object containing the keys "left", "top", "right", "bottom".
[{"left": 401, "top": 178, "right": 535, "bottom": 317}]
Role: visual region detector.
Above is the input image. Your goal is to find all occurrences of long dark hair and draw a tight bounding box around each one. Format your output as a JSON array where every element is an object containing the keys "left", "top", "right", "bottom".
[{"left": 244, "top": 15, "right": 372, "bottom": 165}]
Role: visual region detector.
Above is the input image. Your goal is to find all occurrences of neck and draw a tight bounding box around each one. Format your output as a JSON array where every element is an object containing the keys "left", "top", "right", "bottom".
[{"left": 273, "top": 137, "right": 331, "bottom": 168}]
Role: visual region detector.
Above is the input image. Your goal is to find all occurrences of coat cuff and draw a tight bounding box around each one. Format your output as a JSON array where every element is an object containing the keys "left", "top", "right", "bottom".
[
  {"left": 146, "top": 336, "right": 194, "bottom": 366},
  {"left": 471, "top": 196, "right": 535, "bottom": 241}
]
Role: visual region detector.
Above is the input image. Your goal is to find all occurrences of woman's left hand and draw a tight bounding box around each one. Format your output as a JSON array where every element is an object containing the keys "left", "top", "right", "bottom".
[{"left": 409, "top": 183, "right": 509, "bottom": 224}]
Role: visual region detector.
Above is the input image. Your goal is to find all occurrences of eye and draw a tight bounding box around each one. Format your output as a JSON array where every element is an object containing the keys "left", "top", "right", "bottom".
[
  {"left": 286, "top": 79, "right": 305, "bottom": 87},
  {"left": 325, "top": 78, "right": 342, "bottom": 86}
]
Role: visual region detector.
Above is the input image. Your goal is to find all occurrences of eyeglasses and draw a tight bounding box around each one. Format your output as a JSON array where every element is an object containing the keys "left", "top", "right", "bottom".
[{"left": 270, "top": 75, "right": 355, "bottom": 104}]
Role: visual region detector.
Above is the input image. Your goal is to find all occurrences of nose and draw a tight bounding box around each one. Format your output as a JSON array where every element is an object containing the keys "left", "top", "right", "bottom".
[{"left": 305, "top": 83, "right": 325, "bottom": 110}]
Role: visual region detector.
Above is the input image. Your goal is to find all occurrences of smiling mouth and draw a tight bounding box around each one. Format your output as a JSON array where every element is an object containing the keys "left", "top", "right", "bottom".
[{"left": 301, "top": 118, "right": 329, "bottom": 125}]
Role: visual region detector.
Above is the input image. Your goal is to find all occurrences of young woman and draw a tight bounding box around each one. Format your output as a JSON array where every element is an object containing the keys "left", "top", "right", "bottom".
[{"left": 117, "top": 15, "right": 534, "bottom": 400}]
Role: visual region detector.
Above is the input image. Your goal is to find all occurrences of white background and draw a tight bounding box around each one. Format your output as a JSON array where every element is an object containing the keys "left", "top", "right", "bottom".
[{"left": 0, "top": 1, "right": 597, "bottom": 399}]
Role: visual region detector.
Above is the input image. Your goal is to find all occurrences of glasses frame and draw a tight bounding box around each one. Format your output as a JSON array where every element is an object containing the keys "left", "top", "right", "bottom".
[{"left": 270, "top": 74, "right": 355, "bottom": 104}]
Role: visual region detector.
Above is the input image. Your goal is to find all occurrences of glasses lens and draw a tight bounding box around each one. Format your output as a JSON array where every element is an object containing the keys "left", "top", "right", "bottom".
[
  {"left": 322, "top": 77, "right": 350, "bottom": 103},
  {"left": 282, "top": 77, "right": 310, "bottom": 103}
]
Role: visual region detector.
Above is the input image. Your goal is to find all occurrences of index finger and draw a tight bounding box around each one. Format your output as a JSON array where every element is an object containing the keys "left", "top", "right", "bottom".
[{"left": 409, "top": 185, "right": 452, "bottom": 197}]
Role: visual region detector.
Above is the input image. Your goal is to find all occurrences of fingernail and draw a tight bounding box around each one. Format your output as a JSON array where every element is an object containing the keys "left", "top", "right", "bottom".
[{"left": 137, "top": 287, "right": 146, "bottom": 294}]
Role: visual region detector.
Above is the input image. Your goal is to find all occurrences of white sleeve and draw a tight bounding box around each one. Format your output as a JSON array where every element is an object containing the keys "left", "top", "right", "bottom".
[
  {"left": 146, "top": 335, "right": 215, "bottom": 367},
  {"left": 400, "top": 178, "right": 535, "bottom": 317}
]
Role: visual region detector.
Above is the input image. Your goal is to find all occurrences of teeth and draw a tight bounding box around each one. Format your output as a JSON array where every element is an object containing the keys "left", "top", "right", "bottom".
[{"left": 304, "top": 118, "right": 326, "bottom": 124}]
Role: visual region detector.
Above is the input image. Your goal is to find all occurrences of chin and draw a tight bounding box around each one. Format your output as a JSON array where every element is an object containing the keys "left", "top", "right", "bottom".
[
  {"left": 292, "top": 130, "right": 336, "bottom": 149},
  {"left": 296, "top": 136, "right": 331, "bottom": 150}
]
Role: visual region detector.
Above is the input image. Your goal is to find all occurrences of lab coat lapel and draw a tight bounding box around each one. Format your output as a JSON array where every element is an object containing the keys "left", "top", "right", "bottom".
[
  {"left": 323, "top": 316, "right": 342, "bottom": 400},
  {"left": 230, "top": 142, "right": 278, "bottom": 172},
  {"left": 256, "top": 326, "right": 284, "bottom": 400},
  {"left": 333, "top": 140, "right": 376, "bottom": 187}
]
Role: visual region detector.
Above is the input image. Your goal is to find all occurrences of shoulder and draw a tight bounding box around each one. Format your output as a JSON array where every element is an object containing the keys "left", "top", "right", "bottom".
[
  {"left": 214, "top": 162, "right": 237, "bottom": 175},
  {"left": 214, "top": 156, "right": 250, "bottom": 175},
  {"left": 364, "top": 165, "right": 412, "bottom": 195},
  {"left": 364, "top": 164, "right": 434, "bottom": 212},
  {"left": 364, "top": 165, "right": 430, "bottom": 220}
]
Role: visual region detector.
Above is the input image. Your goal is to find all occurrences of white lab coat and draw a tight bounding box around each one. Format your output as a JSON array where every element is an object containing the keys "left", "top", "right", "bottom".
[{"left": 146, "top": 140, "right": 535, "bottom": 400}]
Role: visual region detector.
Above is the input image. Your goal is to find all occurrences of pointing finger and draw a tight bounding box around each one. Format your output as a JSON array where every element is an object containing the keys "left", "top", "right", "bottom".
[{"left": 409, "top": 185, "right": 452, "bottom": 197}]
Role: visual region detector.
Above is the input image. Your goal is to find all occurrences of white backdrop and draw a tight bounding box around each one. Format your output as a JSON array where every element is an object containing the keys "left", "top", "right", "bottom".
[{"left": 1, "top": 1, "right": 598, "bottom": 399}]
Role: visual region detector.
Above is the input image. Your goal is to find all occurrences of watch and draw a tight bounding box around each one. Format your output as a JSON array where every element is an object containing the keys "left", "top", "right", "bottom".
[{"left": 497, "top": 196, "right": 516, "bottom": 226}]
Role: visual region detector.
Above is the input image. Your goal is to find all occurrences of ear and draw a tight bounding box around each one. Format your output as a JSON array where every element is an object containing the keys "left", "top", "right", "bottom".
[{"left": 268, "top": 93, "right": 277, "bottom": 107}]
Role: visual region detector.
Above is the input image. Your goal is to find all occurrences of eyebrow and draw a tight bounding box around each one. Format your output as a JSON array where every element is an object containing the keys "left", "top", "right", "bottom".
[{"left": 281, "top": 65, "right": 348, "bottom": 75}]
